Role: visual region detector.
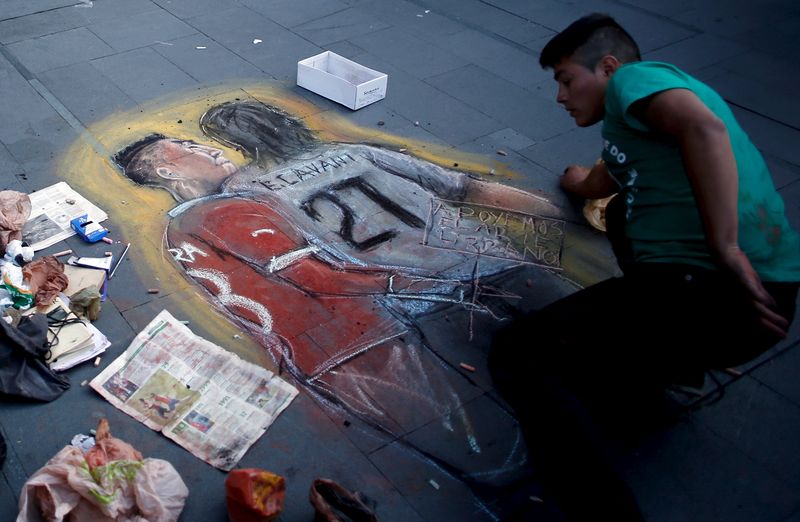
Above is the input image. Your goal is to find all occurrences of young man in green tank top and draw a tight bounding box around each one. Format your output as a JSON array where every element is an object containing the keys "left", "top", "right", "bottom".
[{"left": 490, "top": 13, "right": 800, "bottom": 522}]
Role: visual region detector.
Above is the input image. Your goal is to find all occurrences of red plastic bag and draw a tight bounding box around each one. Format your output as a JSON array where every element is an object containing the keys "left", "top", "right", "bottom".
[{"left": 225, "top": 468, "right": 286, "bottom": 522}]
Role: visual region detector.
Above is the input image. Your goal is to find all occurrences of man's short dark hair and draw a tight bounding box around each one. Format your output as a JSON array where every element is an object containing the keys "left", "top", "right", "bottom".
[
  {"left": 113, "top": 133, "right": 167, "bottom": 185},
  {"left": 539, "top": 13, "right": 641, "bottom": 70}
]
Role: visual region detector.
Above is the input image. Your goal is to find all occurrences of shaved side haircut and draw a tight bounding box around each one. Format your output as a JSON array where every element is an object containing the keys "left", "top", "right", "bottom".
[{"left": 539, "top": 13, "right": 641, "bottom": 70}]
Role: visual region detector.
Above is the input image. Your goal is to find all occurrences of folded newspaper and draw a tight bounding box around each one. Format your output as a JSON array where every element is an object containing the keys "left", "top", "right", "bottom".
[
  {"left": 21, "top": 181, "right": 108, "bottom": 251},
  {"left": 90, "top": 310, "right": 298, "bottom": 470}
]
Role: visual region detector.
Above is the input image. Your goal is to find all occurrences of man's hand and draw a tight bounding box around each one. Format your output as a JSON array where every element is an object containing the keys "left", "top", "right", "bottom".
[
  {"left": 560, "top": 161, "right": 617, "bottom": 199},
  {"left": 720, "top": 246, "right": 789, "bottom": 339},
  {"left": 561, "top": 165, "right": 591, "bottom": 191}
]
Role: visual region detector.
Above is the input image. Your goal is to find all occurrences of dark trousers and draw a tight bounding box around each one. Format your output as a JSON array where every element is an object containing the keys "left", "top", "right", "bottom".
[{"left": 489, "top": 197, "right": 799, "bottom": 520}]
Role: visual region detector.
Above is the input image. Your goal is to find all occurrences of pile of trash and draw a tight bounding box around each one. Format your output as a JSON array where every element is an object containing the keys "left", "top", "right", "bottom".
[
  {"left": 1, "top": 185, "right": 380, "bottom": 522},
  {"left": 17, "top": 419, "right": 188, "bottom": 522},
  {"left": 0, "top": 188, "right": 114, "bottom": 402}
]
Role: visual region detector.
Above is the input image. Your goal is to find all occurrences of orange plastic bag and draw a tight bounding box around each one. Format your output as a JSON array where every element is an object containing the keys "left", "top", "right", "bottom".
[
  {"left": 225, "top": 468, "right": 285, "bottom": 522},
  {"left": 23, "top": 256, "right": 68, "bottom": 307}
]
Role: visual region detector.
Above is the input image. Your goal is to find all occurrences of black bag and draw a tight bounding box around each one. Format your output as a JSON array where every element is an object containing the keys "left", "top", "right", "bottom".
[{"left": 0, "top": 313, "right": 69, "bottom": 401}]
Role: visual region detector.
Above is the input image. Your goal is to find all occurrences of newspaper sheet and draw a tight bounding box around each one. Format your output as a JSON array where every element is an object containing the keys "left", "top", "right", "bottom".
[
  {"left": 22, "top": 181, "right": 108, "bottom": 251},
  {"left": 90, "top": 310, "right": 298, "bottom": 470}
]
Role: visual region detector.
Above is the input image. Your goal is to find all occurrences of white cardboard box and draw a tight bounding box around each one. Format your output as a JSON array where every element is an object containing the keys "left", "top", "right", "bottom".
[{"left": 297, "top": 51, "right": 387, "bottom": 110}]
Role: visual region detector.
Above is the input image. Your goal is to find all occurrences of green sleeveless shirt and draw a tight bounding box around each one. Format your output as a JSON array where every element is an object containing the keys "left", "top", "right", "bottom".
[{"left": 602, "top": 61, "right": 800, "bottom": 281}]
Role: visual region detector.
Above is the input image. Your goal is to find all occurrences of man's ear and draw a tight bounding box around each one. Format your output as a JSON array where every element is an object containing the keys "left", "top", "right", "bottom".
[
  {"left": 156, "top": 165, "right": 179, "bottom": 180},
  {"left": 598, "top": 55, "right": 622, "bottom": 78}
]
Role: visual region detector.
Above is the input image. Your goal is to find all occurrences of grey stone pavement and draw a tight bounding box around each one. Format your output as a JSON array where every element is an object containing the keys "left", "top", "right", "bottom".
[{"left": 1, "top": 0, "right": 800, "bottom": 520}]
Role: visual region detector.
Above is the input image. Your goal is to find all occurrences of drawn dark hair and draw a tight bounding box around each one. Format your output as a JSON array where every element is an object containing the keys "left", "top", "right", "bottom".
[
  {"left": 200, "top": 101, "right": 316, "bottom": 168},
  {"left": 539, "top": 13, "right": 641, "bottom": 70},
  {"left": 113, "top": 133, "right": 168, "bottom": 186}
]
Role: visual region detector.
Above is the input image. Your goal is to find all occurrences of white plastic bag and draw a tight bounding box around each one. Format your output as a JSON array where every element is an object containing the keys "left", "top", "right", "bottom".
[{"left": 17, "top": 420, "right": 188, "bottom": 522}]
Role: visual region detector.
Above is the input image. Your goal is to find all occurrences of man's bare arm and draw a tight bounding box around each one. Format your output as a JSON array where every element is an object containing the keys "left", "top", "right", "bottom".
[{"left": 633, "top": 88, "right": 788, "bottom": 338}]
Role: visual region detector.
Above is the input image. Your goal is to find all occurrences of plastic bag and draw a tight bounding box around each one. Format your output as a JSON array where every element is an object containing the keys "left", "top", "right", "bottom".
[
  {"left": 17, "top": 419, "right": 188, "bottom": 522},
  {"left": 68, "top": 287, "right": 102, "bottom": 321},
  {"left": 23, "top": 257, "right": 68, "bottom": 308},
  {"left": 0, "top": 262, "right": 34, "bottom": 310},
  {"left": 309, "top": 478, "right": 378, "bottom": 522},
  {"left": 225, "top": 468, "right": 286, "bottom": 522},
  {"left": 0, "top": 191, "right": 32, "bottom": 256}
]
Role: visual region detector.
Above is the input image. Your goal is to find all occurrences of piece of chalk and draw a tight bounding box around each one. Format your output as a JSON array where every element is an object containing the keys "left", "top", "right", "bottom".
[
  {"left": 104, "top": 251, "right": 113, "bottom": 256},
  {"left": 52, "top": 249, "right": 73, "bottom": 257},
  {"left": 80, "top": 379, "right": 88, "bottom": 387},
  {"left": 93, "top": 356, "right": 101, "bottom": 367},
  {"left": 428, "top": 479, "right": 440, "bottom": 490},
  {"left": 459, "top": 362, "right": 476, "bottom": 372},
  {"left": 101, "top": 237, "right": 114, "bottom": 244},
  {"left": 147, "top": 288, "right": 160, "bottom": 294}
]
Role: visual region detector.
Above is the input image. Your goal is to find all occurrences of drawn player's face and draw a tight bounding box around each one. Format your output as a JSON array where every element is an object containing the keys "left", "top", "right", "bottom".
[
  {"left": 552, "top": 57, "right": 608, "bottom": 127},
  {"left": 154, "top": 140, "right": 238, "bottom": 186}
]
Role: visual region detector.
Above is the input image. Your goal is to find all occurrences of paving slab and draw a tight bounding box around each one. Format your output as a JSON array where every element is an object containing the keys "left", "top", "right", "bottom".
[
  {"left": 671, "top": 0, "right": 798, "bottom": 39},
  {"left": 736, "top": 14, "right": 800, "bottom": 66},
  {"left": 625, "top": 417, "right": 800, "bottom": 522},
  {"left": 765, "top": 155, "right": 800, "bottom": 190},
  {"left": 425, "top": 64, "right": 574, "bottom": 142},
  {"left": 66, "top": 0, "right": 162, "bottom": 26},
  {"left": 187, "top": 7, "right": 322, "bottom": 81},
  {"left": 730, "top": 106, "right": 800, "bottom": 167},
  {"left": 358, "top": 0, "right": 465, "bottom": 40},
  {"left": 694, "top": 376, "right": 800, "bottom": 491},
  {"left": 239, "top": 0, "right": 350, "bottom": 29},
  {"left": 90, "top": 47, "right": 198, "bottom": 104},
  {"left": 431, "top": 27, "right": 553, "bottom": 88},
  {"left": 415, "top": 0, "right": 555, "bottom": 46},
  {"left": 5, "top": 27, "right": 114, "bottom": 74},
  {"left": 0, "top": 143, "right": 24, "bottom": 180},
  {"left": 0, "top": 7, "right": 87, "bottom": 45},
  {"left": 324, "top": 39, "right": 367, "bottom": 60},
  {"left": 456, "top": 134, "right": 566, "bottom": 200},
  {"left": 368, "top": 439, "right": 496, "bottom": 521},
  {"left": 324, "top": 103, "right": 414, "bottom": 133},
  {"left": 643, "top": 33, "right": 749, "bottom": 73},
  {"left": 292, "top": 7, "right": 390, "bottom": 47},
  {"left": 37, "top": 61, "right": 140, "bottom": 125},
  {"left": 350, "top": 54, "right": 505, "bottom": 145},
  {"left": 0, "top": 0, "right": 77, "bottom": 22},
  {"left": 349, "top": 26, "right": 470, "bottom": 80},
  {"left": 152, "top": 33, "right": 269, "bottom": 84},
  {"left": 519, "top": 124, "right": 602, "bottom": 176},
  {"left": 87, "top": 9, "right": 196, "bottom": 53},
  {"left": 1, "top": 113, "right": 80, "bottom": 191},
  {"left": 152, "top": 0, "right": 241, "bottom": 21},
  {"left": 705, "top": 70, "right": 800, "bottom": 130},
  {"left": 402, "top": 391, "right": 532, "bottom": 481}
]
